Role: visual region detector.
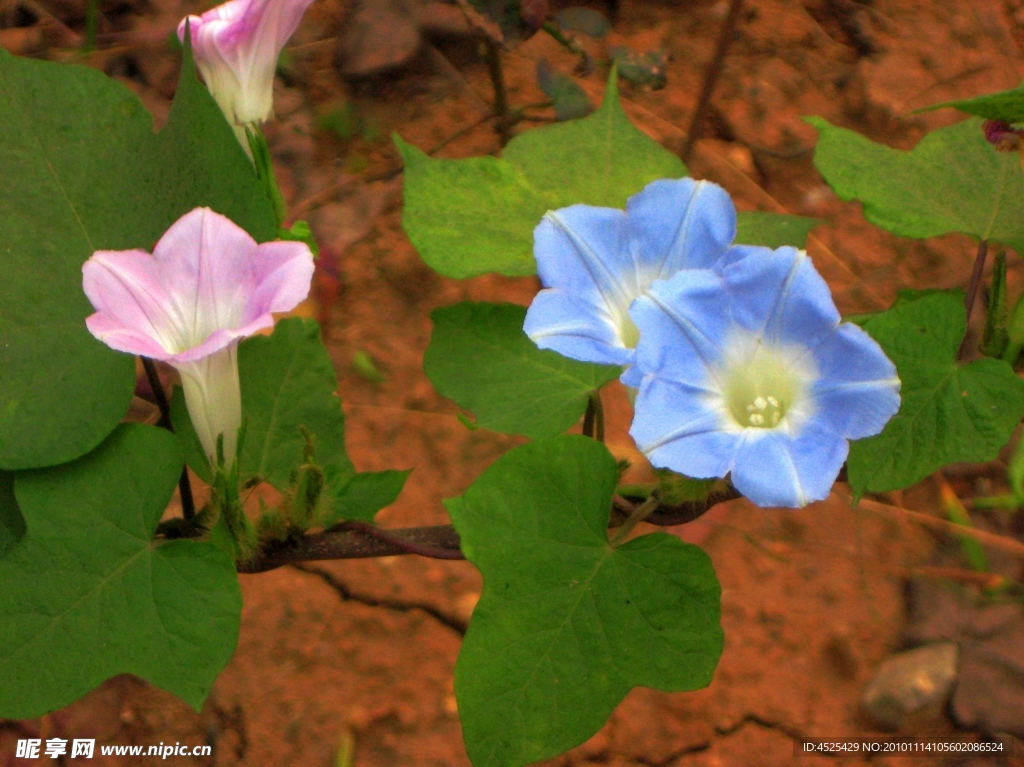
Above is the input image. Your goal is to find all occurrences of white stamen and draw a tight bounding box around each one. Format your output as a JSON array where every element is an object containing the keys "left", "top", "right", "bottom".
[{"left": 718, "top": 332, "right": 817, "bottom": 432}]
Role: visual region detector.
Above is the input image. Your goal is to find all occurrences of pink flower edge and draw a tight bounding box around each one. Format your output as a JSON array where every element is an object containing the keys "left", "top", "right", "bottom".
[{"left": 82, "top": 207, "right": 314, "bottom": 362}]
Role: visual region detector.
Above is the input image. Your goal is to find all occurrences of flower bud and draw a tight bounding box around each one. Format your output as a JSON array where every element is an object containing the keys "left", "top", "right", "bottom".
[{"left": 178, "top": 0, "right": 315, "bottom": 136}]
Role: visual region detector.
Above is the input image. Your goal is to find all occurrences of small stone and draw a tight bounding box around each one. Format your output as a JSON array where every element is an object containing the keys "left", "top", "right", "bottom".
[
  {"left": 338, "top": 0, "right": 421, "bottom": 77},
  {"left": 861, "top": 642, "right": 959, "bottom": 730}
]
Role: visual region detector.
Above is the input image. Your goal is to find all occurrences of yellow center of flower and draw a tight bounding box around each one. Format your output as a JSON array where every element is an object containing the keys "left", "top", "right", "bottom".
[
  {"left": 722, "top": 342, "right": 804, "bottom": 429},
  {"left": 620, "top": 314, "right": 640, "bottom": 348}
]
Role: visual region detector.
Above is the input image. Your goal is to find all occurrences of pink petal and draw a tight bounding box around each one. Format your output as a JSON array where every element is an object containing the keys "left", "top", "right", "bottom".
[
  {"left": 84, "top": 313, "right": 175, "bottom": 360},
  {"left": 152, "top": 207, "right": 260, "bottom": 349},
  {"left": 244, "top": 240, "right": 317, "bottom": 318},
  {"left": 82, "top": 249, "right": 186, "bottom": 358},
  {"left": 178, "top": 0, "right": 315, "bottom": 125},
  {"left": 82, "top": 207, "right": 314, "bottom": 364}
]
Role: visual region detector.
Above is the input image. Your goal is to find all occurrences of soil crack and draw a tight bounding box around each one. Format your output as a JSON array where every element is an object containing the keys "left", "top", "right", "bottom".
[
  {"left": 715, "top": 713, "right": 810, "bottom": 742},
  {"left": 291, "top": 563, "right": 468, "bottom": 635}
]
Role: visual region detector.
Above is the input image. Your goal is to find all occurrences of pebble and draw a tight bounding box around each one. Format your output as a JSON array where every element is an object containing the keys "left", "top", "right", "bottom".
[{"left": 861, "top": 642, "right": 959, "bottom": 730}]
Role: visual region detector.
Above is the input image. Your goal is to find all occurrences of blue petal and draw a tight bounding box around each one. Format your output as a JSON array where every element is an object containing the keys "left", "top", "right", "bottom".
[
  {"left": 714, "top": 244, "right": 766, "bottom": 273},
  {"left": 626, "top": 178, "right": 736, "bottom": 277},
  {"left": 534, "top": 205, "right": 635, "bottom": 316},
  {"left": 810, "top": 323, "right": 901, "bottom": 439},
  {"left": 730, "top": 424, "right": 847, "bottom": 508},
  {"left": 630, "top": 270, "right": 730, "bottom": 385},
  {"left": 630, "top": 377, "right": 737, "bottom": 480},
  {"left": 619, "top": 364, "right": 645, "bottom": 388},
  {"left": 722, "top": 247, "right": 840, "bottom": 350},
  {"left": 524, "top": 288, "right": 634, "bottom": 366}
]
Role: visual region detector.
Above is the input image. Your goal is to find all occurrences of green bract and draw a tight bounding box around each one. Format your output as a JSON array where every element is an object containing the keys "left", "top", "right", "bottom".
[
  {"left": 0, "top": 41, "right": 274, "bottom": 470},
  {"left": 0, "top": 425, "right": 241, "bottom": 718},
  {"left": 808, "top": 116, "right": 1024, "bottom": 254},
  {"left": 448, "top": 436, "right": 723, "bottom": 767},
  {"left": 425, "top": 302, "right": 620, "bottom": 438},
  {"left": 848, "top": 291, "right": 1024, "bottom": 497}
]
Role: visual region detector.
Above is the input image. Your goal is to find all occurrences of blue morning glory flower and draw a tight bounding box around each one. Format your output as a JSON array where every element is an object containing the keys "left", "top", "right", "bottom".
[
  {"left": 523, "top": 178, "right": 736, "bottom": 383},
  {"left": 628, "top": 246, "right": 901, "bottom": 508}
]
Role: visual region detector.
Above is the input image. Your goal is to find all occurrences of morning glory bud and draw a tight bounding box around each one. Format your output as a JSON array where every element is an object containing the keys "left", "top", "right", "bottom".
[
  {"left": 82, "top": 207, "right": 314, "bottom": 468},
  {"left": 178, "top": 0, "right": 315, "bottom": 138},
  {"left": 982, "top": 119, "right": 1024, "bottom": 152},
  {"left": 628, "top": 247, "right": 901, "bottom": 508},
  {"left": 524, "top": 177, "right": 737, "bottom": 385}
]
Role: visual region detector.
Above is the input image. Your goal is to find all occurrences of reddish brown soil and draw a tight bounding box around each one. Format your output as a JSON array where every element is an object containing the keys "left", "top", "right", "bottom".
[{"left": 3, "top": 0, "right": 1024, "bottom": 765}]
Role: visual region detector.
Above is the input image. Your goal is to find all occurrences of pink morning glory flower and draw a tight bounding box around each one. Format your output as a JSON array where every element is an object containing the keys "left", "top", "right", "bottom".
[
  {"left": 178, "top": 0, "right": 315, "bottom": 135},
  {"left": 82, "top": 207, "right": 314, "bottom": 467}
]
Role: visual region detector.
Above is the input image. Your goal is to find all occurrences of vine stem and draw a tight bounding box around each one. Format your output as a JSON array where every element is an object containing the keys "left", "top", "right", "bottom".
[
  {"left": 608, "top": 496, "right": 659, "bottom": 546},
  {"left": 236, "top": 486, "right": 739, "bottom": 573},
  {"left": 958, "top": 238, "right": 988, "bottom": 360},
  {"left": 680, "top": 0, "right": 744, "bottom": 162},
  {"left": 141, "top": 357, "right": 196, "bottom": 521},
  {"left": 238, "top": 525, "right": 465, "bottom": 573},
  {"left": 339, "top": 519, "right": 466, "bottom": 560},
  {"left": 581, "top": 390, "right": 605, "bottom": 442},
  {"left": 483, "top": 39, "right": 511, "bottom": 146}
]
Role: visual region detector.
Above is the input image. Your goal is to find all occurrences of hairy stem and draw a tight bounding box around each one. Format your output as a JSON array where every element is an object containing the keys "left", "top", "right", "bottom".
[
  {"left": 680, "top": 0, "right": 744, "bottom": 161},
  {"left": 236, "top": 485, "right": 739, "bottom": 573},
  {"left": 339, "top": 519, "right": 466, "bottom": 560},
  {"left": 238, "top": 525, "right": 464, "bottom": 573}
]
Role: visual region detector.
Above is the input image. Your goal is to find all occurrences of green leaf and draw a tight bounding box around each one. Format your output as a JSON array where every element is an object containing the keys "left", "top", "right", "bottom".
[
  {"left": 848, "top": 291, "right": 1024, "bottom": 497},
  {"left": 398, "top": 72, "right": 685, "bottom": 278},
  {"left": 0, "top": 40, "right": 274, "bottom": 470},
  {"left": 425, "top": 303, "right": 620, "bottom": 438},
  {"left": 807, "top": 117, "right": 1024, "bottom": 254},
  {"left": 447, "top": 436, "right": 722, "bottom": 767},
  {"left": 237, "top": 318, "right": 354, "bottom": 492},
  {"left": 319, "top": 469, "right": 412, "bottom": 525},
  {"left": 0, "top": 424, "right": 241, "bottom": 718},
  {"left": 734, "top": 211, "right": 820, "bottom": 248},
  {"left": 921, "top": 85, "right": 1024, "bottom": 123},
  {"left": 0, "top": 471, "right": 25, "bottom": 558}
]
